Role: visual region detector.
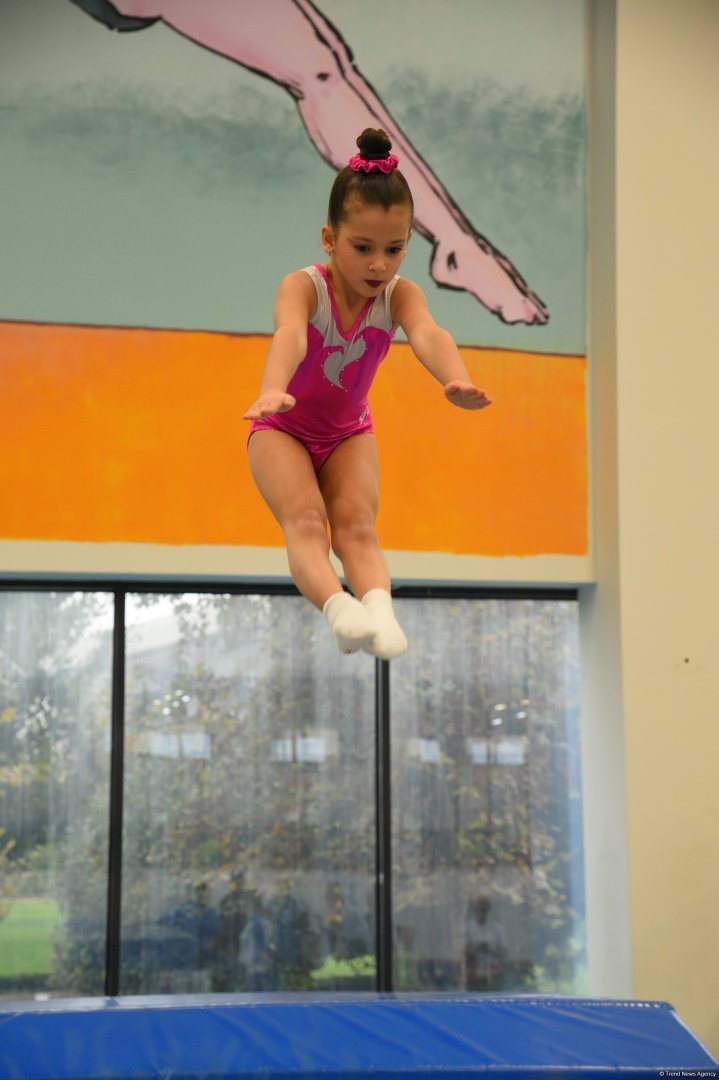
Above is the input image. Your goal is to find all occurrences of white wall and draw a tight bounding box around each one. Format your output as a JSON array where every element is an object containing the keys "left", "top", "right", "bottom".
[{"left": 585, "top": 0, "right": 719, "bottom": 1055}]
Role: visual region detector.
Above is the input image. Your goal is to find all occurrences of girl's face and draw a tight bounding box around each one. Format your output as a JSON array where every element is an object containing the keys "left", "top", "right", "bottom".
[{"left": 322, "top": 199, "right": 412, "bottom": 301}]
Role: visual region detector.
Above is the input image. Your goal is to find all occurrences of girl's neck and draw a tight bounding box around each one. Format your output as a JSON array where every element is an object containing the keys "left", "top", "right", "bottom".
[{"left": 325, "top": 262, "right": 367, "bottom": 322}]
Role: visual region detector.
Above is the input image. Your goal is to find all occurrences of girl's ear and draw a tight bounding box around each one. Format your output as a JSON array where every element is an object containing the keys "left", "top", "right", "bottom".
[{"left": 321, "top": 224, "right": 335, "bottom": 255}]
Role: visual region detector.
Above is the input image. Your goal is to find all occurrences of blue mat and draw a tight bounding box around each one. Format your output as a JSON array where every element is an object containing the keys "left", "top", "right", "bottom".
[{"left": 0, "top": 993, "right": 716, "bottom": 1079}]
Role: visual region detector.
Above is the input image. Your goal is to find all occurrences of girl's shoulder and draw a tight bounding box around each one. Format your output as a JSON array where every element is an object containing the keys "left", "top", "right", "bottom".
[
  {"left": 275, "top": 268, "right": 319, "bottom": 321},
  {"left": 389, "top": 276, "right": 429, "bottom": 326},
  {"left": 282, "top": 267, "right": 321, "bottom": 297},
  {"left": 389, "top": 276, "right": 422, "bottom": 300}
]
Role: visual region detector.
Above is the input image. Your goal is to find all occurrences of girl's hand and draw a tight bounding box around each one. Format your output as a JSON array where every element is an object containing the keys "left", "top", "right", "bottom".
[
  {"left": 444, "top": 380, "right": 492, "bottom": 410},
  {"left": 243, "top": 390, "right": 297, "bottom": 420}
]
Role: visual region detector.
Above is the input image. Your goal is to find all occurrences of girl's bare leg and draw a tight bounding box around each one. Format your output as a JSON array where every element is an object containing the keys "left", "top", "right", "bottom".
[
  {"left": 319, "top": 434, "right": 407, "bottom": 659},
  {"left": 317, "top": 433, "right": 388, "bottom": 599},
  {"left": 247, "top": 430, "right": 341, "bottom": 610},
  {"left": 248, "top": 430, "right": 379, "bottom": 654},
  {"left": 113, "top": 0, "right": 548, "bottom": 325}
]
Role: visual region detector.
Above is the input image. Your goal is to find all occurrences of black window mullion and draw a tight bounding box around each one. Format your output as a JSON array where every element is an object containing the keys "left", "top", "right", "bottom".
[
  {"left": 104, "top": 588, "right": 126, "bottom": 997},
  {"left": 375, "top": 656, "right": 393, "bottom": 992}
]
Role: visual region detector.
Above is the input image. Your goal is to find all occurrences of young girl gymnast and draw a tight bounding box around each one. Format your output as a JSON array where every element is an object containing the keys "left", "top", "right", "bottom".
[{"left": 244, "top": 128, "right": 492, "bottom": 660}]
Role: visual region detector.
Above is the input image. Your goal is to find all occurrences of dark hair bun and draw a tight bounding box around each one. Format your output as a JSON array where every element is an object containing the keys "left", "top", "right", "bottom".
[{"left": 356, "top": 128, "right": 392, "bottom": 161}]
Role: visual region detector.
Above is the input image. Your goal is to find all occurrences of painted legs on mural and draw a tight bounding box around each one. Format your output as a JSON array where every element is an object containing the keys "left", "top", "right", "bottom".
[
  {"left": 110, "top": 0, "right": 548, "bottom": 325},
  {"left": 247, "top": 430, "right": 407, "bottom": 660}
]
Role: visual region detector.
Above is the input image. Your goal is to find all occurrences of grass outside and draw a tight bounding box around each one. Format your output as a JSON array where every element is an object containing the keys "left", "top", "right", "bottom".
[
  {"left": 310, "top": 953, "right": 376, "bottom": 984},
  {"left": 0, "top": 897, "right": 62, "bottom": 977}
]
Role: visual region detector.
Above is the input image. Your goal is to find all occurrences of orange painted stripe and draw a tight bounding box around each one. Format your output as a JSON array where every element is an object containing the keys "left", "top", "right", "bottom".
[{"left": 0, "top": 322, "right": 587, "bottom": 556}]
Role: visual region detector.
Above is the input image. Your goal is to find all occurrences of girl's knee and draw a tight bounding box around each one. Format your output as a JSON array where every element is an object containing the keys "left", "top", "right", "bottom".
[
  {"left": 330, "top": 518, "right": 378, "bottom": 558},
  {"left": 284, "top": 506, "right": 328, "bottom": 542}
]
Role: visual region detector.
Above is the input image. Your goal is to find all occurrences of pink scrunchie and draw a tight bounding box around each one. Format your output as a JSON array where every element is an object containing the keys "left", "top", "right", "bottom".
[{"left": 348, "top": 153, "right": 400, "bottom": 174}]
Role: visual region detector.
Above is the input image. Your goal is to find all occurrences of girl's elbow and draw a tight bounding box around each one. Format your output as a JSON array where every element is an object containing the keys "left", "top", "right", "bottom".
[
  {"left": 411, "top": 324, "right": 449, "bottom": 357},
  {"left": 274, "top": 324, "right": 307, "bottom": 355}
]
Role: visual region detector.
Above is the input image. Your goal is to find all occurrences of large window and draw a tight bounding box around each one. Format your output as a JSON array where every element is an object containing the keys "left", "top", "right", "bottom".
[
  {"left": 391, "top": 598, "right": 584, "bottom": 994},
  {"left": 0, "top": 586, "right": 584, "bottom": 999}
]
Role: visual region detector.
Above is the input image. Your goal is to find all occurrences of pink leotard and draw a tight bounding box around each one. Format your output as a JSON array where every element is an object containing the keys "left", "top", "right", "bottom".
[{"left": 248, "top": 264, "right": 399, "bottom": 472}]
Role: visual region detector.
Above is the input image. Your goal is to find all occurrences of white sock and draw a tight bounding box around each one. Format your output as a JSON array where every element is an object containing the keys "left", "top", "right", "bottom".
[
  {"left": 322, "top": 592, "right": 378, "bottom": 655},
  {"left": 361, "top": 589, "right": 408, "bottom": 660}
]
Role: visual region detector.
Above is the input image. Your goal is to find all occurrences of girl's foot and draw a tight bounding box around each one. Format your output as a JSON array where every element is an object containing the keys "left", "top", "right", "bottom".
[
  {"left": 323, "top": 592, "right": 378, "bottom": 655},
  {"left": 361, "top": 589, "right": 408, "bottom": 660},
  {"left": 429, "top": 232, "right": 549, "bottom": 325}
]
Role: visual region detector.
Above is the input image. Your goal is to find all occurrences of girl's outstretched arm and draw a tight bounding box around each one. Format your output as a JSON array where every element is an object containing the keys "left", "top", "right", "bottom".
[
  {"left": 243, "top": 272, "right": 316, "bottom": 420},
  {"left": 392, "top": 279, "right": 492, "bottom": 411}
]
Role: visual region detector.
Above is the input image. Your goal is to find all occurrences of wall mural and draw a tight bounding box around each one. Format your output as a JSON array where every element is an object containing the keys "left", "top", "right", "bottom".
[{"left": 0, "top": 0, "right": 587, "bottom": 561}]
